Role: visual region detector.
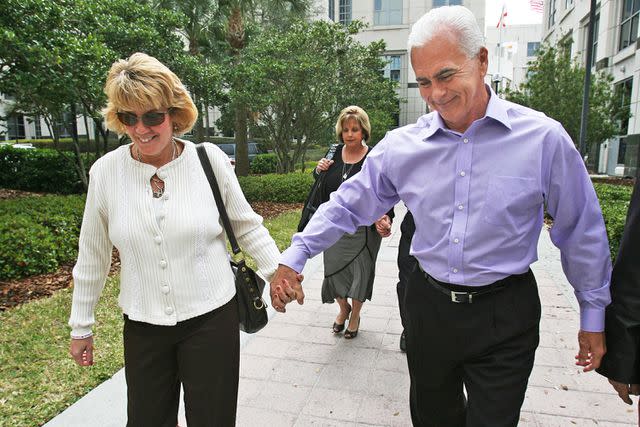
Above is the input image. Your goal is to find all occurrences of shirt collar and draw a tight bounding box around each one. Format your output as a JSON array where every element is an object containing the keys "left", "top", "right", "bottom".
[{"left": 419, "top": 85, "right": 512, "bottom": 140}]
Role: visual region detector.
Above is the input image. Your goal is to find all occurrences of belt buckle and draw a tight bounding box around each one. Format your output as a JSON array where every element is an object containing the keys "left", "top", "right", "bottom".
[{"left": 451, "top": 290, "right": 472, "bottom": 303}]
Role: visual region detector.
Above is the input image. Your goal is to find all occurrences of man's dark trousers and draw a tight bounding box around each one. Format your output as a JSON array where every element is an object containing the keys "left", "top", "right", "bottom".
[
  {"left": 405, "top": 267, "right": 540, "bottom": 427},
  {"left": 397, "top": 210, "right": 416, "bottom": 329}
]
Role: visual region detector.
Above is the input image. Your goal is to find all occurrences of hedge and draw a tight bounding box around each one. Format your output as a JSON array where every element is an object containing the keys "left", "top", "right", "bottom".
[
  {"left": 238, "top": 172, "right": 314, "bottom": 203},
  {"left": 0, "top": 179, "right": 630, "bottom": 281},
  {"left": 250, "top": 153, "right": 278, "bottom": 174},
  {"left": 0, "top": 146, "right": 98, "bottom": 194},
  {"left": 0, "top": 195, "right": 86, "bottom": 280}
]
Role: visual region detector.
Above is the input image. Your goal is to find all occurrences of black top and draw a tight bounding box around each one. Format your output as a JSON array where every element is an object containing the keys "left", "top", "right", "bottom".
[
  {"left": 319, "top": 144, "right": 370, "bottom": 204},
  {"left": 598, "top": 178, "right": 640, "bottom": 384}
]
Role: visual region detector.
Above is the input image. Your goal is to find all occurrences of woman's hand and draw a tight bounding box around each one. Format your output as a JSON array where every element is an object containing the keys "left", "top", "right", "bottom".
[
  {"left": 70, "top": 336, "right": 95, "bottom": 367},
  {"left": 375, "top": 215, "right": 392, "bottom": 237},
  {"left": 316, "top": 158, "right": 334, "bottom": 173}
]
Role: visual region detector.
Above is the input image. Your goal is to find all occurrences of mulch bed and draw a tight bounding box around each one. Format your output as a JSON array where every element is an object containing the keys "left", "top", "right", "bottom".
[{"left": 0, "top": 187, "right": 302, "bottom": 311}]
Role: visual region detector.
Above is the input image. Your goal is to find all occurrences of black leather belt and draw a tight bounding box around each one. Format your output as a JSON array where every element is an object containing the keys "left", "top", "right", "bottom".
[{"left": 421, "top": 267, "right": 515, "bottom": 303}]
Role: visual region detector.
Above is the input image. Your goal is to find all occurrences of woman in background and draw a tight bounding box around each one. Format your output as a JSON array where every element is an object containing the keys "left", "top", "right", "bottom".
[{"left": 314, "top": 105, "right": 391, "bottom": 339}]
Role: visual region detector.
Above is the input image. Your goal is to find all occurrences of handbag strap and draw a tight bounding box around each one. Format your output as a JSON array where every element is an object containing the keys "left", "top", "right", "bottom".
[
  {"left": 196, "top": 144, "right": 242, "bottom": 256},
  {"left": 306, "top": 143, "right": 340, "bottom": 206}
]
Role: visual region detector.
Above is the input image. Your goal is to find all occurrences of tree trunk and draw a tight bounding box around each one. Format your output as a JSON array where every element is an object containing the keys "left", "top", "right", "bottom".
[
  {"left": 205, "top": 103, "right": 211, "bottom": 139},
  {"left": 70, "top": 104, "right": 88, "bottom": 191},
  {"left": 234, "top": 103, "right": 249, "bottom": 176}
]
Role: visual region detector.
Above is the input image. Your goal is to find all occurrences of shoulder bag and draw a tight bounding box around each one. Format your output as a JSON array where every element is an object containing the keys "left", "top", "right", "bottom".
[
  {"left": 297, "top": 143, "right": 340, "bottom": 232},
  {"left": 196, "top": 144, "right": 268, "bottom": 334}
]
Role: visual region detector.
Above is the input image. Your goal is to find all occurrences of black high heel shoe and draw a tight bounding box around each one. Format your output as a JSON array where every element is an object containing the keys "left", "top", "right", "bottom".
[
  {"left": 332, "top": 305, "right": 352, "bottom": 333},
  {"left": 344, "top": 318, "right": 360, "bottom": 339}
]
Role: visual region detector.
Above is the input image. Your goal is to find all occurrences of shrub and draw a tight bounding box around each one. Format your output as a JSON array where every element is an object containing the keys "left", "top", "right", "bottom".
[
  {"left": 238, "top": 172, "right": 314, "bottom": 203},
  {"left": 250, "top": 153, "right": 278, "bottom": 174},
  {"left": 0, "top": 195, "right": 86, "bottom": 280},
  {"left": 0, "top": 146, "right": 98, "bottom": 194},
  {"left": 0, "top": 215, "right": 59, "bottom": 280},
  {"left": 594, "top": 183, "right": 633, "bottom": 262}
]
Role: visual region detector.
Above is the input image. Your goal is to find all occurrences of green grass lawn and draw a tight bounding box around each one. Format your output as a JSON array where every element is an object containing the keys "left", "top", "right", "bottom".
[{"left": 0, "top": 209, "right": 300, "bottom": 427}]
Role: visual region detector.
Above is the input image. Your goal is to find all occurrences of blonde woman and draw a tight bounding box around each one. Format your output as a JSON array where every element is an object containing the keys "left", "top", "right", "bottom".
[
  {"left": 314, "top": 106, "right": 392, "bottom": 339},
  {"left": 68, "top": 52, "right": 281, "bottom": 426}
]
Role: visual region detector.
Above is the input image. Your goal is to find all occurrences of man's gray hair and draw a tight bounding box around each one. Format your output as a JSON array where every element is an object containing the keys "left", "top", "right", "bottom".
[{"left": 407, "top": 5, "right": 485, "bottom": 59}]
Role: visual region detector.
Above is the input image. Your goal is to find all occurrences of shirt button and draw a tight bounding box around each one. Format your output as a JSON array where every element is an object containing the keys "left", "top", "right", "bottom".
[
  {"left": 463, "top": 138, "right": 469, "bottom": 144},
  {"left": 453, "top": 238, "right": 460, "bottom": 244},
  {"left": 460, "top": 171, "right": 466, "bottom": 177},
  {"left": 452, "top": 268, "right": 459, "bottom": 273},
  {"left": 165, "top": 306, "right": 174, "bottom": 315},
  {"left": 154, "top": 235, "right": 162, "bottom": 244},
  {"left": 161, "top": 285, "right": 170, "bottom": 294},
  {"left": 457, "top": 204, "right": 464, "bottom": 210},
  {"left": 160, "top": 260, "right": 167, "bottom": 269}
]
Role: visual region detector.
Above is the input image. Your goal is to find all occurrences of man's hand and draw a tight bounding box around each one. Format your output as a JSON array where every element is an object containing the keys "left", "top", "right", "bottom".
[
  {"left": 608, "top": 379, "right": 640, "bottom": 405},
  {"left": 375, "top": 215, "right": 392, "bottom": 238},
  {"left": 270, "top": 264, "right": 305, "bottom": 312},
  {"left": 70, "top": 336, "right": 94, "bottom": 367},
  {"left": 574, "top": 330, "right": 606, "bottom": 372}
]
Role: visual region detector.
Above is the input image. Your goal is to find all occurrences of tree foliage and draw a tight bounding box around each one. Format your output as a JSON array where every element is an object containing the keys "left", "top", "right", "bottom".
[
  {"left": 505, "top": 42, "right": 629, "bottom": 160},
  {"left": 230, "top": 20, "right": 399, "bottom": 173}
]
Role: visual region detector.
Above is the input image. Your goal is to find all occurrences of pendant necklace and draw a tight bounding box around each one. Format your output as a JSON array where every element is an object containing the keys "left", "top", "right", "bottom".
[
  {"left": 341, "top": 162, "right": 355, "bottom": 181},
  {"left": 137, "top": 138, "right": 178, "bottom": 198}
]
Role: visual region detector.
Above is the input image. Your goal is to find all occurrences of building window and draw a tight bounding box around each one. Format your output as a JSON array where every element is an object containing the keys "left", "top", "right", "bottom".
[
  {"left": 328, "top": 0, "right": 335, "bottom": 21},
  {"left": 7, "top": 114, "right": 25, "bottom": 140},
  {"left": 382, "top": 55, "right": 401, "bottom": 82},
  {"left": 339, "top": 0, "right": 351, "bottom": 25},
  {"left": 33, "top": 115, "right": 42, "bottom": 138},
  {"left": 591, "top": 12, "right": 600, "bottom": 68},
  {"left": 374, "top": 0, "right": 402, "bottom": 26},
  {"left": 548, "top": 0, "right": 557, "bottom": 28},
  {"left": 433, "top": 0, "right": 461, "bottom": 7},
  {"left": 616, "top": 78, "right": 633, "bottom": 135},
  {"left": 527, "top": 42, "right": 540, "bottom": 56},
  {"left": 619, "top": 0, "right": 640, "bottom": 51}
]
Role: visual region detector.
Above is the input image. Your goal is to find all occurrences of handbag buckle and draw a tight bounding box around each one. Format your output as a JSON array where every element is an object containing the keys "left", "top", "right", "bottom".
[{"left": 253, "top": 297, "right": 266, "bottom": 310}]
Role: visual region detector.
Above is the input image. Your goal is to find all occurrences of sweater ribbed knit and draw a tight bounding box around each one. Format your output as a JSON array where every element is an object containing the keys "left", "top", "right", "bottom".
[{"left": 68, "top": 140, "right": 280, "bottom": 337}]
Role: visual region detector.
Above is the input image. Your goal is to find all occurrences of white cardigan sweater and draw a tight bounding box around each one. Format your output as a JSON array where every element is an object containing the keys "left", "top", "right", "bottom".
[{"left": 68, "top": 141, "right": 280, "bottom": 337}]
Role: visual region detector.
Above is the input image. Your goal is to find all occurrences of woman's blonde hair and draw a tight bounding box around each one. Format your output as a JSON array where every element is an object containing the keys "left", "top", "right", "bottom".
[
  {"left": 102, "top": 52, "right": 197, "bottom": 135},
  {"left": 335, "top": 105, "right": 371, "bottom": 143}
]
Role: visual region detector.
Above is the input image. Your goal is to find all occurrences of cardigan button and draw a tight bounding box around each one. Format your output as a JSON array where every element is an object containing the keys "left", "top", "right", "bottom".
[
  {"left": 154, "top": 235, "right": 162, "bottom": 244},
  {"left": 165, "top": 306, "right": 174, "bottom": 315},
  {"left": 159, "top": 260, "right": 167, "bottom": 269},
  {"left": 161, "top": 285, "right": 170, "bottom": 294}
]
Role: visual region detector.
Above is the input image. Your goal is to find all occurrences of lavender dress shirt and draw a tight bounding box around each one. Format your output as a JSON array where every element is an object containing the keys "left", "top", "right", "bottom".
[{"left": 282, "top": 89, "right": 612, "bottom": 332}]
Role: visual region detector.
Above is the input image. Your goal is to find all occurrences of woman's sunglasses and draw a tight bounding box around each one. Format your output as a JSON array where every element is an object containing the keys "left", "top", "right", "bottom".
[{"left": 116, "top": 110, "right": 172, "bottom": 127}]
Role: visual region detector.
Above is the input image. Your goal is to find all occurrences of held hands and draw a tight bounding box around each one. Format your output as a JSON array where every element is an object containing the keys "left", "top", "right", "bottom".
[
  {"left": 316, "top": 158, "right": 334, "bottom": 173},
  {"left": 574, "top": 330, "right": 606, "bottom": 372},
  {"left": 270, "top": 264, "right": 305, "bottom": 313},
  {"left": 375, "top": 214, "right": 392, "bottom": 238},
  {"left": 69, "top": 336, "right": 94, "bottom": 367}
]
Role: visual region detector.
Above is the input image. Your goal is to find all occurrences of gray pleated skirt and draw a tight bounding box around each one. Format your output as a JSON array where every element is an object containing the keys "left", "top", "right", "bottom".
[{"left": 321, "top": 225, "right": 382, "bottom": 303}]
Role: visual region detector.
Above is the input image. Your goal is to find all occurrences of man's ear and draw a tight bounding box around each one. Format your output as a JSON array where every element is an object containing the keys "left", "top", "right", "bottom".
[{"left": 477, "top": 47, "right": 489, "bottom": 76}]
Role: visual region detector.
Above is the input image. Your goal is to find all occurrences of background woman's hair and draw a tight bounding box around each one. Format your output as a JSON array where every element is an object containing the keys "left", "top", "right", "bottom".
[{"left": 335, "top": 106, "right": 371, "bottom": 143}]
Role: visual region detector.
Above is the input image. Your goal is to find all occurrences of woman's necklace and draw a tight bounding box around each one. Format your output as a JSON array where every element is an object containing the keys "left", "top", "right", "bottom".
[
  {"left": 341, "top": 162, "right": 355, "bottom": 181},
  {"left": 341, "top": 144, "right": 366, "bottom": 181},
  {"left": 137, "top": 138, "right": 179, "bottom": 198}
]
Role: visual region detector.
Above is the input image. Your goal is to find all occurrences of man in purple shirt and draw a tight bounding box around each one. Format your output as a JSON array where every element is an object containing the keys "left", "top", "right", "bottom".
[{"left": 271, "top": 5, "right": 611, "bottom": 427}]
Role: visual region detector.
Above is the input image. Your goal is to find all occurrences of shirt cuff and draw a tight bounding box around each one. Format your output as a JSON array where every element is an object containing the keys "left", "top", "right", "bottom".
[
  {"left": 280, "top": 246, "right": 307, "bottom": 273},
  {"left": 580, "top": 307, "right": 605, "bottom": 332},
  {"left": 70, "top": 331, "right": 93, "bottom": 340}
]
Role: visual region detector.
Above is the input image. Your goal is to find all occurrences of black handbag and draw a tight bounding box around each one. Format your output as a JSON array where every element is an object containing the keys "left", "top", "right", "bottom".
[
  {"left": 297, "top": 144, "right": 339, "bottom": 232},
  {"left": 196, "top": 145, "right": 268, "bottom": 334}
]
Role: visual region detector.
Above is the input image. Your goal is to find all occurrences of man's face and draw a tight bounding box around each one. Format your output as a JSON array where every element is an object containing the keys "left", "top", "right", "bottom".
[{"left": 411, "top": 34, "right": 488, "bottom": 133}]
